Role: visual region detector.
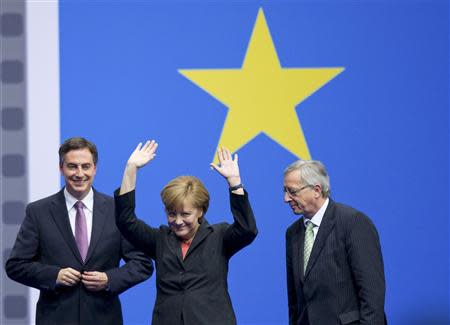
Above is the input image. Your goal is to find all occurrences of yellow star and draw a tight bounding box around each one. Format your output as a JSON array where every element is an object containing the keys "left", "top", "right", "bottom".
[{"left": 179, "top": 8, "right": 344, "bottom": 162}]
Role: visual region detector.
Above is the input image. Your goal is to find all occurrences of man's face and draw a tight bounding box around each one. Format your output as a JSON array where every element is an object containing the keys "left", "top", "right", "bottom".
[
  {"left": 283, "top": 170, "right": 322, "bottom": 219},
  {"left": 60, "top": 148, "right": 96, "bottom": 200}
]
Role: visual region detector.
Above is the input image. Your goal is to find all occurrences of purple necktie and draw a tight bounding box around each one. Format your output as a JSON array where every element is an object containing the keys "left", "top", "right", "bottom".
[{"left": 74, "top": 201, "right": 88, "bottom": 261}]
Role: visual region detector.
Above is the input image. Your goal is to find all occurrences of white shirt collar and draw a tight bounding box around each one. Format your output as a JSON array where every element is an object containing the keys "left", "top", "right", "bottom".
[
  {"left": 303, "top": 198, "right": 329, "bottom": 228},
  {"left": 64, "top": 187, "right": 94, "bottom": 212}
]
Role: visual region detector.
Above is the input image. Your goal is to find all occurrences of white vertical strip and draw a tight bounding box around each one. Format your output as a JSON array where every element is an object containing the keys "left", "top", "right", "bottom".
[{"left": 26, "top": 0, "right": 60, "bottom": 323}]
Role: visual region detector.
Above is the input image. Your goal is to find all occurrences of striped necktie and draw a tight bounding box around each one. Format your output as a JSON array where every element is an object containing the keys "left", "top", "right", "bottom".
[{"left": 303, "top": 220, "right": 314, "bottom": 274}]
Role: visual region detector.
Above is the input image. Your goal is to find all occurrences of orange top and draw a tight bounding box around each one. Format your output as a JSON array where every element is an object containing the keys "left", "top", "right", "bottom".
[{"left": 181, "top": 240, "right": 192, "bottom": 259}]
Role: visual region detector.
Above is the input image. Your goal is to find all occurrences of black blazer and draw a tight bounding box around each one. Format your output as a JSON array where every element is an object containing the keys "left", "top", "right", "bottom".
[
  {"left": 114, "top": 189, "right": 257, "bottom": 325},
  {"left": 6, "top": 189, "right": 153, "bottom": 325},
  {"left": 286, "top": 199, "right": 386, "bottom": 325}
]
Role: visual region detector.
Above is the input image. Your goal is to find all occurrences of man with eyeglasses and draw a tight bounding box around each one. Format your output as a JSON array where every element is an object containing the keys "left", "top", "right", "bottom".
[{"left": 284, "top": 160, "right": 386, "bottom": 325}]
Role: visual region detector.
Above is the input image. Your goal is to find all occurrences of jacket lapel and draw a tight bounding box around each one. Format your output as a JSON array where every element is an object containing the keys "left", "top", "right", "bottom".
[
  {"left": 50, "top": 190, "right": 84, "bottom": 264},
  {"left": 296, "top": 220, "right": 306, "bottom": 284},
  {"left": 304, "top": 199, "right": 336, "bottom": 279},
  {"left": 84, "top": 190, "right": 107, "bottom": 264},
  {"left": 167, "top": 231, "right": 184, "bottom": 268},
  {"left": 184, "top": 220, "right": 212, "bottom": 260}
]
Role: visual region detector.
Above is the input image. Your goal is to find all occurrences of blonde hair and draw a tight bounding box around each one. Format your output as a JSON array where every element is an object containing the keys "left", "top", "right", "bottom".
[{"left": 160, "top": 176, "right": 210, "bottom": 220}]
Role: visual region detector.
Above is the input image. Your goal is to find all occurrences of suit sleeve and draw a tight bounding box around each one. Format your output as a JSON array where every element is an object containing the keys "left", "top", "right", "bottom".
[
  {"left": 5, "top": 204, "right": 61, "bottom": 291},
  {"left": 105, "top": 235, "right": 153, "bottom": 295},
  {"left": 223, "top": 190, "right": 258, "bottom": 257},
  {"left": 346, "top": 213, "right": 386, "bottom": 325},
  {"left": 114, "top": 188, "right": 159, "bottom": 258},
  {"left": 286, "top": 228, "right": 299, "bottom": 325}
]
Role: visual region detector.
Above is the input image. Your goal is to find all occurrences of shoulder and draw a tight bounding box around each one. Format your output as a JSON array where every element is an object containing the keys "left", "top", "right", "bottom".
[
  {"left": 331, "top": 201, "right": 361, "bottom": 218},
  {"left": 93, "top": 189, "right": 114, "bottom": 204},
  {"left": 330, "top": 200, "right": 378, "bottom": 232},
  {"left": 286, "top": 218, "right": 302, "bottom": 238},
  {"left": 26, "top": 191, "right": 63, "bottom": 210},
  {"left": 93, "top": 189, "right": 113, "bottom": 199},
  {"left": 210, "top": 221, "right": 228, "bottom": 231}
]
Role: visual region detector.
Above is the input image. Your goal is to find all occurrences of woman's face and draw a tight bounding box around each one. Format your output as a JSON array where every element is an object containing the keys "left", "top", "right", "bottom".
[{"left": 166, "top": 198, "right": 202, "bottom": 242}]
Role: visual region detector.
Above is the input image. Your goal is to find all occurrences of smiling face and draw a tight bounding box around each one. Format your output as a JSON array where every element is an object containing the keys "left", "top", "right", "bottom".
[
  {"left": 283, "top": 169, "right": 324, "bottom": 219},
  {"left": 166, "top": 198, "right": 202, "bottom": 242},
  {"left": 60, "top": 148, "right": 96, "bottom": 200}
]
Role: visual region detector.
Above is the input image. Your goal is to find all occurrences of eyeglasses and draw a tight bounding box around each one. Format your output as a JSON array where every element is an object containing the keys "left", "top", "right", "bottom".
[{"left": 283, "top": 185, "right": 313, "bottom": 197}]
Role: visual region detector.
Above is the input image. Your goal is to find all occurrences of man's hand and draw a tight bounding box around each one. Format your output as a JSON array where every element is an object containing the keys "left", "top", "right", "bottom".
[
  {"left": 56, "top": 267, "right": 81, "bottom": 286},
  {"left": 81, "top": 271, "right": 109, "bottom": 291}
]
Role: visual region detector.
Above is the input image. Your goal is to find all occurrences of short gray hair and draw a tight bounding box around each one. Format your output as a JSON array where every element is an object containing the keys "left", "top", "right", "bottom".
[{"left": 284, "top": 160, "right": 330, "bottom": 197}]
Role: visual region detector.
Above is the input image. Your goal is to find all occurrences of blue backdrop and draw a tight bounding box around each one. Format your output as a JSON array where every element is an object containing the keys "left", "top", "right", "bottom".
[{"left": 59, "top": 1, "right": 449, "bottom": 324}]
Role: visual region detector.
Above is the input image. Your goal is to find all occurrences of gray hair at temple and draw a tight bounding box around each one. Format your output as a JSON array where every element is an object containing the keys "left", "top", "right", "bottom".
[{"left": 284, "top": 160, "right": 331, "bottom": 198}]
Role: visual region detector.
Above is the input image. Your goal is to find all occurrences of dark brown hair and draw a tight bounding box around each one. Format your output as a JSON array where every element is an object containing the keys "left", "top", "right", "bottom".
[{"left": 59, "top": 137, "right": 98, "bottom": 166}]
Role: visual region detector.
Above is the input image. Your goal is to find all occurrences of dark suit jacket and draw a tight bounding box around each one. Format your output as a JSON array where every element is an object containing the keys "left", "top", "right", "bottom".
[
  {"left": 286, "top": 199, "right": 386, "bottom": 325},
  {"left": 6, "top": 189, "right": 153, "bottom": 325},
  {"left": 114, "top": 189, "right": 257, "bottom": 325}
]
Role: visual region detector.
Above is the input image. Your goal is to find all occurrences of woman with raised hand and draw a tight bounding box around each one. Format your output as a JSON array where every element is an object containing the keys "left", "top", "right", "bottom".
[{"left": 114, "top": 140, "right": 257, "bottom": 325}]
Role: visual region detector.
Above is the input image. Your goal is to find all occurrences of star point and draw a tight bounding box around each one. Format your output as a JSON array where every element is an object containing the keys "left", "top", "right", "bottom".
[{"left": 179, "top": 8, "right": 344, "bottom": 163}]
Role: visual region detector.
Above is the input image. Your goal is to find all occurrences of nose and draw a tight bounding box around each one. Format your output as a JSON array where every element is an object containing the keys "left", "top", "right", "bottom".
[
  {"left": 75, "top": 166, "right": 83, "bottom": 177},
  {"left": 284, "top": 191, "right": 291, "bottom": 203},
  {"left": 174, "top": 216, "right": 183, "bottom": 226}
]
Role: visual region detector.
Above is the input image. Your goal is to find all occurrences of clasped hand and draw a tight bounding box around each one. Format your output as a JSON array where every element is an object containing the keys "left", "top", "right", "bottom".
[{"left": 57, "top": 268, "right": 108, "bottom": 291}]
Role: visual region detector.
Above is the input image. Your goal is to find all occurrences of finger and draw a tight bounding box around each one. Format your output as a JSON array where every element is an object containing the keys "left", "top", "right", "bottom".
[
  {"left": 64, "top": 274, "right": 80, "bottom": 285},
  {"left": 66, "top": 278, "right": 78, "bottom": 286},
  {"left": 145, "top": 140, "right": 153, "bottom": 151},
  {"left": 65, "top": 271, "right": 81, "bottom": 281},
  {"left": 81, "top": 278, "right": 99, "bottom": 285},
  {"left": 222, "top": 147, "right": 229, "bottom": 161},
  {"left": 233, "top": 153, "right": 238, "bottom": 163},
  {"left": 217, "top": 148, "right": 224, "bottom": 163},
  {"left": 65, "top": 273, "right": 81, "bottom": 283},
  {"left": 81, "top": 280, "right": 97, "bottom": 287},
  {"left": 142, "top": 140, "right": 152, "bottom": 151},
  {"left": 67, "top": 268, "right": 81, "bottom": 278},
  {"left": 224, "top": 148, "right": 231, "bottom": 160},
  {"left": 81, "top": 274, "right": 98, "bottom": 281},
  {"left": 134, "top": 142, "right": 143, "bottom": 152},
  {"left": 148, "top": 141, "right": 158, "bottom": 155},
  {"left": 209, "top": 163, "right": 220, "bottom": 172}
]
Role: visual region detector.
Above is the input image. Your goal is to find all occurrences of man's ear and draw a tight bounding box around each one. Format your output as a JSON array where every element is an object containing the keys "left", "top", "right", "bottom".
[{"left": 313, "top": 184, "right": 323, "bottom": 198}]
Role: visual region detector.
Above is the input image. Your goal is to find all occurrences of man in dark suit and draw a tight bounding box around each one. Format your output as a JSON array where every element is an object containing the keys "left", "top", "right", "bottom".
[
  {"left": 6, "top": 137, "right": 153, "bottom": 325},
  {"left": 284, "top": 160, "right": 386, "bottom": 325}
]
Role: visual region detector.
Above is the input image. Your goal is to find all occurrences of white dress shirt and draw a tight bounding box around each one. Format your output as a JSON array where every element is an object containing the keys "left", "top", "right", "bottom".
[
  {"left": 64, "top": 187, "right": 94, "bottom": 245},
  {"left": 303, "top": 198, "right": 329, "bottom": 241}
]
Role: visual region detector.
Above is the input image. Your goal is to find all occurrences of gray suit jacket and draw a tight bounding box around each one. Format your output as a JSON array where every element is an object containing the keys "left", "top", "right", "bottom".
[
  {"left": 6, "top": 189, "right": 153, "bottom": 325},
  {"left": 286, "top": 199, "right": 386, "bottom": 325}
]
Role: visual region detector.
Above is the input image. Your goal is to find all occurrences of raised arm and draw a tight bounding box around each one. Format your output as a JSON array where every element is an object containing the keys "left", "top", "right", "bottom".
[
  {"left": 211, "top": 148, "right": 257, "bottom": 256},
  {"left": 115, "top": 140, "right": 159, "bottom": 257},
  {"left": 120, "top": 140, "right": 158, "bottom": 195}
]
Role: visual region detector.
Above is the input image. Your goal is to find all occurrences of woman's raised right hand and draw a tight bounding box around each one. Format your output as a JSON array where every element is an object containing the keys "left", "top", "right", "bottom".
[{"left": 127, "top": 140, "right": 158, "bottom": 169}]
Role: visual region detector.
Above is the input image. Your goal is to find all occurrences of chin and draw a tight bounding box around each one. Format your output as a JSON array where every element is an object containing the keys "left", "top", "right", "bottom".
[{"left": 174, "top": 230, "right": 187, "bottom": 237}]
